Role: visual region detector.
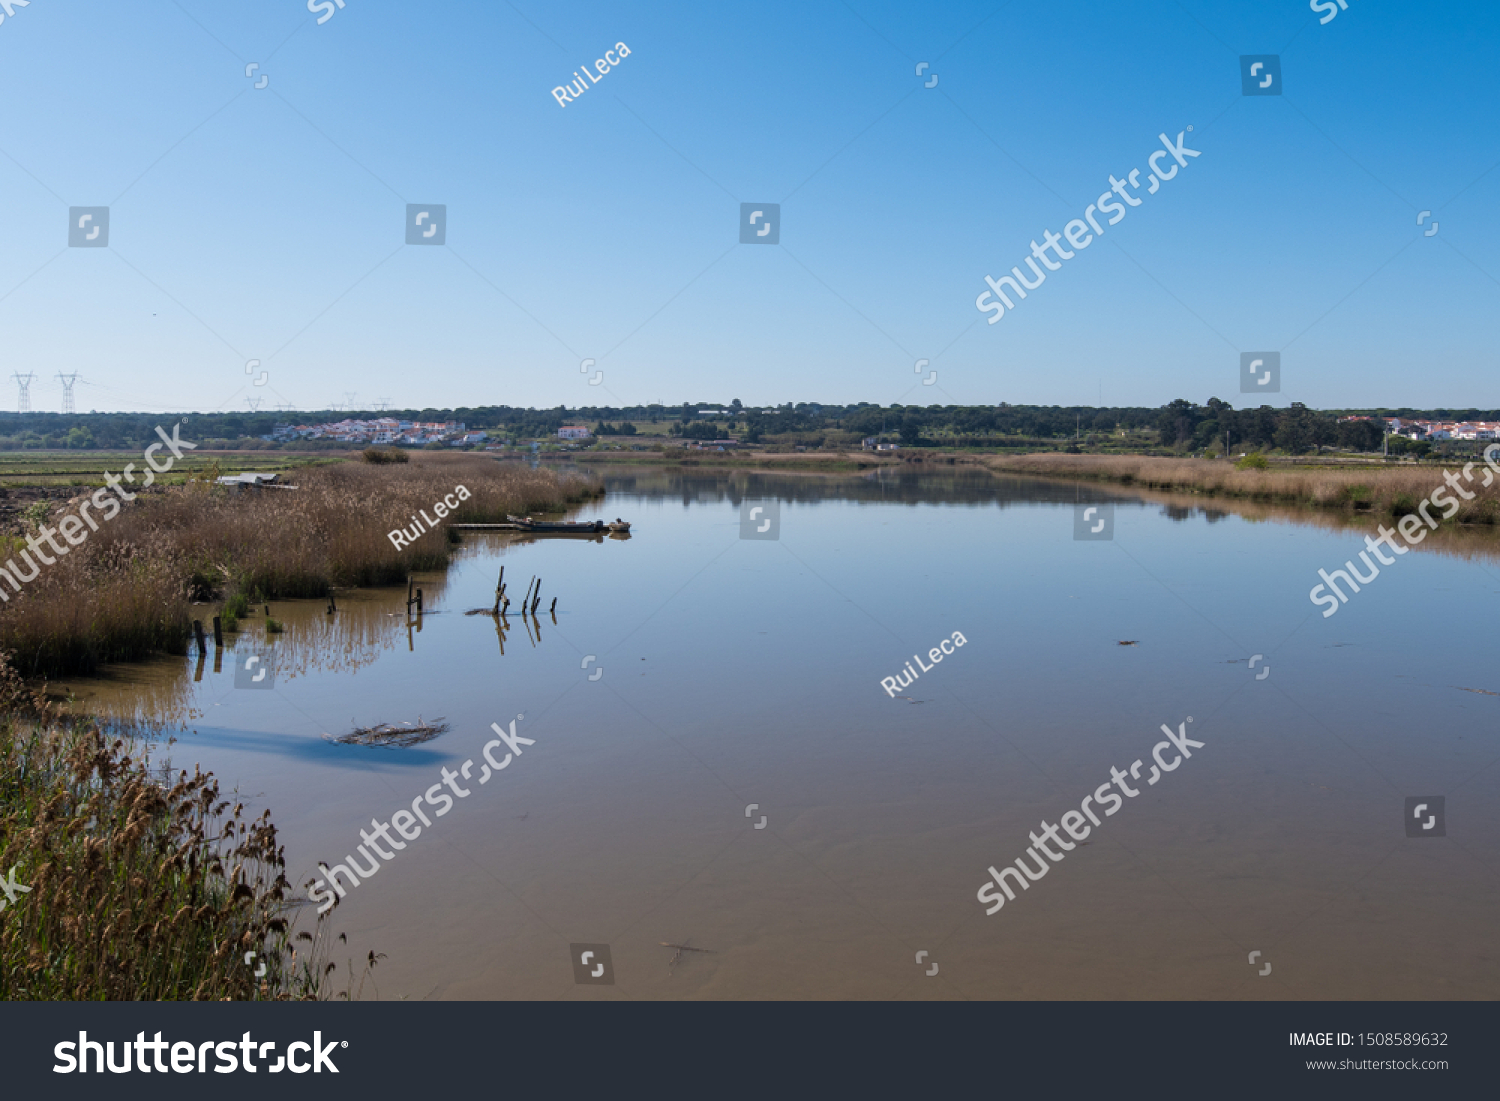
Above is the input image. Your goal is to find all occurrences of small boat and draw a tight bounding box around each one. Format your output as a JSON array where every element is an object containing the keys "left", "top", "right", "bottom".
[
  {"left": 608, "top": 518, "right": 631, "bottom": 534},
  {"left": 507, "top": 514, "right": 606, "bottom": 534}
]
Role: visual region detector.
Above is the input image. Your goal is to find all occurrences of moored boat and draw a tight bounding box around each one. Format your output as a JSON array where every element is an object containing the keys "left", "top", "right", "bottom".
[{"left": 507, "top": 514, "right": 606, "bottom": 533}]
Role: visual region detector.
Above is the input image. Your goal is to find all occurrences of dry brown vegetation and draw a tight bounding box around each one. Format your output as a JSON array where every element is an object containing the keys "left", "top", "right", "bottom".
[
  {"left": 0, "top": 659, "right": 283, "bottom": 998},
  {"left": 0, "top": 655, "right": 381, "bottom": 999},
  {"left": 0, "top": 453, "right": 599, "bottom": 677},
  {"left": 986, "top": 453, "right": 1500, "bottom": 526}
]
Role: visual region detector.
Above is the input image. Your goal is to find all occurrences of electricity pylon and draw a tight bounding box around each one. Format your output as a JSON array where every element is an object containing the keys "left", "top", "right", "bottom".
[
  {"left": 55, "top": 372, "right": 79, "bottom": 414},
  {"left": 12, "top": 373, "right": 35, "bottom": 413}
]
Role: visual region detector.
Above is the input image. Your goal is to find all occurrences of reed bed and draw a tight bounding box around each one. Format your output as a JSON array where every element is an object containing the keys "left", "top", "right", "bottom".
[
  {"left": 0, "top": 658, "right": 291, "bottom": 998},
  {"left": 0, "top": 454, "right": 599, "bottom": 678},
  {"left": 986, "top": 453, "right": 1500, "bottom": 526},
  {"left": 0, "top": 656, "right": 379, "bottom": 999}
]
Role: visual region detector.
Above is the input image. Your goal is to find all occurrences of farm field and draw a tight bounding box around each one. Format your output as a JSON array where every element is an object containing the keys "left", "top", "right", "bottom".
[{"left": 0, "top": 449, "right": 330, "bottom": 488}]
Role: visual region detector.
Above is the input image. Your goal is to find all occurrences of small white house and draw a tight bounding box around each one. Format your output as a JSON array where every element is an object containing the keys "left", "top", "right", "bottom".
[{"left": 558, "top": 425, "right": 591, "bottom": 440}]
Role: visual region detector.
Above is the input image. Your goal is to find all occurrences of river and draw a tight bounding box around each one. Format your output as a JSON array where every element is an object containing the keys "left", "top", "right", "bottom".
[{"left": 53, "top": 466, "right": 1500, "bottom": 1000}]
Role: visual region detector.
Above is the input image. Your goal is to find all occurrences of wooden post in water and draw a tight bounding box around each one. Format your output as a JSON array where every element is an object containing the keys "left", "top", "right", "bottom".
[
  {"left": 193, "top": 619, "right": 208, "bottom": 656},
  {"left": 212, "top": 616, "right": 223, "bottom": 649},
  {"left": 415, "top": 588, "right": 423, "bottom": 615},
  {"left": 327, "top": 590, "right": 337, "bottom": 615},
  {"left": 406, "top": 576, "right": 414, "bottom": 610},
  {"left": 549, "top": 597, "right": 556, "bottom": 615},
  {"left": 531, "top": 578, "right": 541, "bottom": 615}
]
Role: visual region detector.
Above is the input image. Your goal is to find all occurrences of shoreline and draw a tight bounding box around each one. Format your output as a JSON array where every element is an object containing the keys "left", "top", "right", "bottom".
[{"left": 983, "top": 452, "right": 1500, "bottom": 531}]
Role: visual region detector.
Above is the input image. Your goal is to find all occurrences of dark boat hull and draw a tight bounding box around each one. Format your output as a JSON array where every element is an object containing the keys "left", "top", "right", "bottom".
[{"left": 507, "top": 514, "right": 605, "bottom": 533}]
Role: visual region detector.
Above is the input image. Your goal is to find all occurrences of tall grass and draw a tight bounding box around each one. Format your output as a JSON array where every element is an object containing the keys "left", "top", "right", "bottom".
[
  {"left": 0, "top": 454, "right": 599, "bottom": 678},
  {"left": 0, "top": 657, "right": 281, "bottom": 998},
  {"left": 0, "top": 654, "right": 378, "bottom": 999},
  {"left": 986, "top": 453, "right": 1500, "bottom": 526}
]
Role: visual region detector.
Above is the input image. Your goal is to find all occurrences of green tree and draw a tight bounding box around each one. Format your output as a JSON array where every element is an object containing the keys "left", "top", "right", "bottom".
[
  {"left": 1157, "top": 399, "right": 1200, "bottom": 449},
  {"left": 1274, "top": 404, "right": 1317, "bottom": 454}
]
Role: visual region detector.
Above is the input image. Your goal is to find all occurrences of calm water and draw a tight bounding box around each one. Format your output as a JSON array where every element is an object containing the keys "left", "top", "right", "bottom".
[{"left": 57, "top": 468, "right": 1500, "bottom": 1000}]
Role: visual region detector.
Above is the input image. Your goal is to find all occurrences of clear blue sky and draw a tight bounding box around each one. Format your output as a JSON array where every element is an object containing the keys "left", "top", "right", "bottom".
[{"left": 1, "top": 0, "right": 1496, "bottom": 415}]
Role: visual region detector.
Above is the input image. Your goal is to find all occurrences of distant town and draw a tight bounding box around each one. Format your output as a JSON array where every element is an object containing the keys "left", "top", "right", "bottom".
[
  {"left": 271, "top": 418, "right": 485, "bottom": 446},
  {"left": 1350, "top": 416, "right": 1500, "bottom": 441},
  {"left": 267, "top": 412, "right": 751, "bottom": 450}
]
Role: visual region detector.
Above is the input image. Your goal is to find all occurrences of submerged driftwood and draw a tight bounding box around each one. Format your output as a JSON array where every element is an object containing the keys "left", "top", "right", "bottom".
[{"left": 326, "top": 717, "right": 450, "bottom": 748}]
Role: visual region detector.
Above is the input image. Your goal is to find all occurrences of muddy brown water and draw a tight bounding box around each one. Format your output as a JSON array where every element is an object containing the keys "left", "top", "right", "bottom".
[{"left": 51, "top": 468, "right": 1500, "bottom": 1000}]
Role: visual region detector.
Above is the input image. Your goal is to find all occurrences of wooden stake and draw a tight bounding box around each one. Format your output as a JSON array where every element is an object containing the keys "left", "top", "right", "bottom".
[
  {"left": 415, "top": 588, "right": 423, "bottom": 614},
  {"left": 212, "top": 616, "right": 223, "bottom": 649},
  {"left": 193, "top": 619, "right": 208, "bottom": 655}
]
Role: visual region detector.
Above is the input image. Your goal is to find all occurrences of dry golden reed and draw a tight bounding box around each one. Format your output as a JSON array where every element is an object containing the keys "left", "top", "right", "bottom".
[
  {"left": 0, "top": 653, "right": 382, "bottom": 1000},
  {"left": 985, "top": 453, "right": 1500, "bottom": 526},
  {"left": 0, "top": 454, "right": 598, "bottom": 677}
]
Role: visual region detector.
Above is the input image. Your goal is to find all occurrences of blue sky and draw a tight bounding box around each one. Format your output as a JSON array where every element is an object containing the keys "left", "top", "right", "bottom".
[{"left": 1, "top": 0, "right": 1496, "bottom": 414}]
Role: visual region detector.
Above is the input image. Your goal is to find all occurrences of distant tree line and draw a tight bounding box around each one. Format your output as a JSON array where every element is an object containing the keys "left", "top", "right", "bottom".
[
  {"left": 1154, "top": 399, "right": 1388, "bottom": 454},
  {"left": 0, "top": 400, "right": 1490, "bottom": 453}
]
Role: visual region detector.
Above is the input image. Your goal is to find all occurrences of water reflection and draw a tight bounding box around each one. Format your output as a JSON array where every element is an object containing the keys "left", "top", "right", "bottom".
[
  {"left": 41, "top": 466, "right": 1500, "bottom": 1002},
  {"left": 599, "top": 465, "right": 1102, "bottom": 508},
  {"left": 58, "top": 468, "right": 1500, "bottom": 733}
]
